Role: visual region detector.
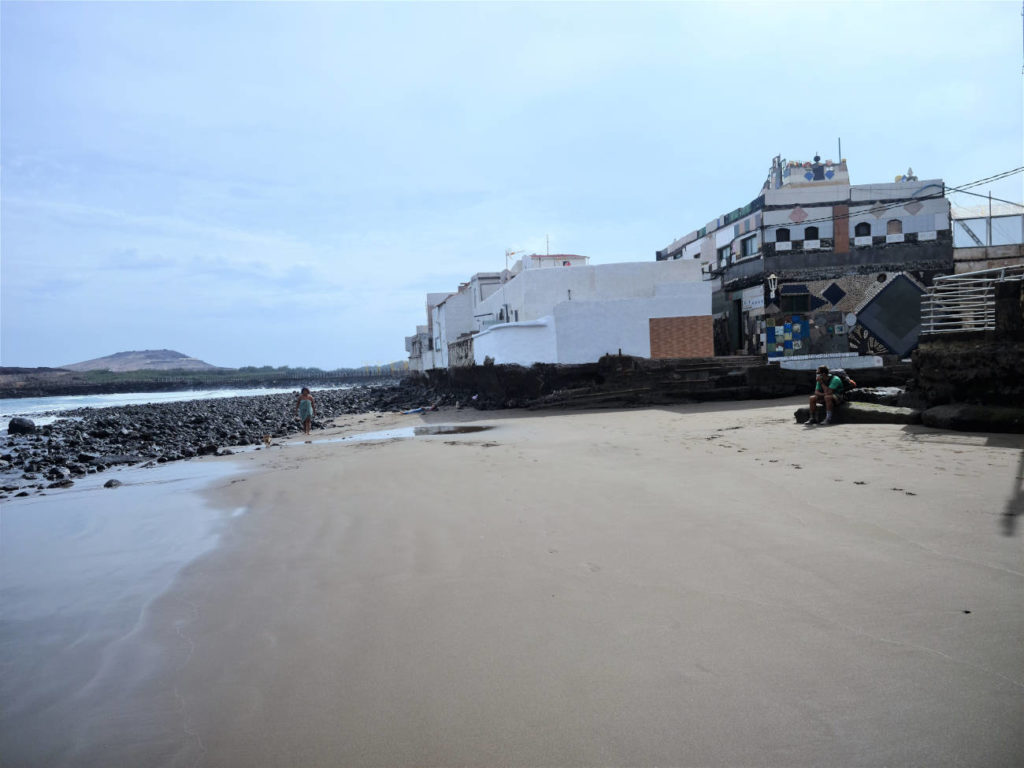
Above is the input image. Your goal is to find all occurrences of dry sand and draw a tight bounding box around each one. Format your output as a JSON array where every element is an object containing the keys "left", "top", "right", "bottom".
[{"left": 4, "top": 399, "right": 1024, "bottom": 767}]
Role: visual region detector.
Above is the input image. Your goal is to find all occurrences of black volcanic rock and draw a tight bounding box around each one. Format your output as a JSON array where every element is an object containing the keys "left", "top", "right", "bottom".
[
  {"left": 0, "top": 380, "right": 436, "bottom": 493},
  {"left": 8, "top": 417, "right": 36, "bottom": 434}
]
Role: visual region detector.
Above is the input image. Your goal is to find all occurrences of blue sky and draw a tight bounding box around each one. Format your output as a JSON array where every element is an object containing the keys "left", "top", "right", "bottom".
[{"left": 2, "top": 1, "right": 1021, "bottom": 369}]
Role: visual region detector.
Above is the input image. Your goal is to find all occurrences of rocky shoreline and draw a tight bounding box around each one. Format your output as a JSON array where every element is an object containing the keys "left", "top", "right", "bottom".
[{"left": 0, "top": 380, "right": 444, "bottom": 500}]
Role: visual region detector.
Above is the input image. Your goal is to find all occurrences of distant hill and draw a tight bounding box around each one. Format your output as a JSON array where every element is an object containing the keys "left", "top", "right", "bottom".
[{"left": 62, "top": 350, "right": 227, "bottom": 372}]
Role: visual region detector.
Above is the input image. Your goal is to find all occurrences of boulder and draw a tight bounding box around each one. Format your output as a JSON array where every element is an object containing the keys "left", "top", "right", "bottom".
[
  {"left": 921, "top": 404, "right": 1024, "bottom": 434},
  {"left": 103, "top": 479, "right": 123, "bottom": 488},
  {"left": 794, "top": 401, "right": 923, "bottom": 425},
  {"left": 8, "top": 417, "right": 36, "bottom": 434},
  {"left": 96, "top": 454, "right": 142, "bottom": 466},
  {"left": 45, "top": 466, "right": 72, "bottom": 481},
  {"left": 845, "top": 387, "right": 904, "bottom": 406}
]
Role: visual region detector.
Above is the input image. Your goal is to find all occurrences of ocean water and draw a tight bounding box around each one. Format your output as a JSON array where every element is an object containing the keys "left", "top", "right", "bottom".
[{"left": 0, "top": 385, "right": 355, "bottom": 431}]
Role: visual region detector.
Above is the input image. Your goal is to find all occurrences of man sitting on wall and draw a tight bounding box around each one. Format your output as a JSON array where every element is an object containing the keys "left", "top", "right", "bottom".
[{"left": 806, "top": 365, "right": 844, "bottom": 426}]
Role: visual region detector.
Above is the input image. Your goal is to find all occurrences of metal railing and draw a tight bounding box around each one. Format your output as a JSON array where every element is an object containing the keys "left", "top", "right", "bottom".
[{"left": 921, "top": 265, "right": 1024, "bottom": 335}]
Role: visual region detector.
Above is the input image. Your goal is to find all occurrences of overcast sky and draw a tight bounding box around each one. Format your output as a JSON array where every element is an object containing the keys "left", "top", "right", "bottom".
[{"left": 2, "top": 1, "right": 1021, "bottom": 369}]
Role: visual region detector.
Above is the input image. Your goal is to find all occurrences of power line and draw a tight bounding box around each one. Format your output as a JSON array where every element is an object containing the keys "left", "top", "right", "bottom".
[
  {"left": 947, "top": 188, "right": 1024, "bottom": 208},
  {"left": 758, "top": 167, "right": 1022, "bottom": 232}
]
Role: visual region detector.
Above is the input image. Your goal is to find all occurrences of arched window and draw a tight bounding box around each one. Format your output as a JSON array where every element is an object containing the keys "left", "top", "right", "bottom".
[
  {"left": 804, "top": 226, "right": 819, "bottom": 240},
  {"left": 854, "top": 222, "right": 871, "bottom": 237},
  {"left": 886, "top": 219, "right": 903, "bottom": 235},
  {"left": 775, "top": 227, "right": 791, "bottom": 242}
]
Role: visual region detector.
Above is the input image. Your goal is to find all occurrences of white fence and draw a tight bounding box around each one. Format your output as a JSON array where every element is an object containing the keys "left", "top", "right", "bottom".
[{"left": 921, "top": 265, "right": 1024, "bottom": 335}]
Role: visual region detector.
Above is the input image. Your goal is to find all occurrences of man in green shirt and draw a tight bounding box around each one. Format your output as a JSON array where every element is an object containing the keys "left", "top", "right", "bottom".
[{"left": 806, "top": 365, "right": 844, "bottom": 425}]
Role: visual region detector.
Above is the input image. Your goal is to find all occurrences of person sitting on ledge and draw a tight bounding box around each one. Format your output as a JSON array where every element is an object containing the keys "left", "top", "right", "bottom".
[{"left": 806, "top": 365, "right": 844, "bottom": 426}]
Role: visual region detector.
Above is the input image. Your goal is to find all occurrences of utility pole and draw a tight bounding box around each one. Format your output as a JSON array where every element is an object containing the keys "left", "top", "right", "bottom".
[{"left": 988, "top": 191, "right": 993, "bottom": 247}]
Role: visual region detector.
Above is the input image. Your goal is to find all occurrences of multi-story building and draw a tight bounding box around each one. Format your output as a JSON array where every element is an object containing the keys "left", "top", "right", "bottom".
[
  {"left": 406, "top": 254, "right": 712, "bottom": 369},
  {"left": 657, "top": 155, "right": 953, "bottom": 364},
  {"left": 470, "top": 256, "right": 710, "bottom": 366},
  {"left": 405, "top": 273, "right": 509, "bottom": 371}
]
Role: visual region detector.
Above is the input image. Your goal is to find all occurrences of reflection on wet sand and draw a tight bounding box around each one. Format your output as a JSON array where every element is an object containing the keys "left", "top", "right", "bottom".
[{"left": 0, "top": 460, "right": 239, "bottom": 767}]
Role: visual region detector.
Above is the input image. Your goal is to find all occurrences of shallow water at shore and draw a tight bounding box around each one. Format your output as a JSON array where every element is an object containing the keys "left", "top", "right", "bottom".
[
  {"left": 0, "top": 458, "right": 241, "bottom": 767},
  {"left": 286, "top": 423, "right": 495, "bottom": 446}
]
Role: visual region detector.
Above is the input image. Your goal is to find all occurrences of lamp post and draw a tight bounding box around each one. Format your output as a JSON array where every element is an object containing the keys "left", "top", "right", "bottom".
[{"left": 767, "top": 273, "right": 778, "bottom": 300}]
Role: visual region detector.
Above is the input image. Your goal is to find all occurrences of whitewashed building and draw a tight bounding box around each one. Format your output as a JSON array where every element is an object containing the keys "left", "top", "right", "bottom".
[
  {"left": 468, "top": 256, "right": 711, "bottom": 366},
  {"left": 409, "top": 273, "right": 508, "bottom": 370}
]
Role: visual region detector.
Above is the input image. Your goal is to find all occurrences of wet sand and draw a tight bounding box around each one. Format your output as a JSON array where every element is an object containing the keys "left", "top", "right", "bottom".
[{"left": 3, "top": 400, "right": 1023, "bottom": 766}]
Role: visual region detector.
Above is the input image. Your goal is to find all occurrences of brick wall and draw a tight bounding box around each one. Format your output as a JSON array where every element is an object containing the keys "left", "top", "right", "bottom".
[{"left": 649, "top": 315, "right": 714, "bottom": 359}]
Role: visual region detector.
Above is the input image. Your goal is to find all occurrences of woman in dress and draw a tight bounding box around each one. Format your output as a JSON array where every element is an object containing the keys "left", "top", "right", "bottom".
[{"left": 296, "top": 387, "right": 316, "bottom": 435}]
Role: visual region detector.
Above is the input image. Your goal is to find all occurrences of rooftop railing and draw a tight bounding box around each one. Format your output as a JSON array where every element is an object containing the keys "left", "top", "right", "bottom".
[{"left": 921, "top": 265, "right": 1024, "bottom": 336}]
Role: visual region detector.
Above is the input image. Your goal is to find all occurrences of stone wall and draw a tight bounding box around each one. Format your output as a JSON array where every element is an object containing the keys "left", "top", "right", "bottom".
[
  {"left": 912, "top": 280, "right": 1024, "bottom": 405},
  {"left": 417, "top": 355, "right": 911, "bottom": 410}
]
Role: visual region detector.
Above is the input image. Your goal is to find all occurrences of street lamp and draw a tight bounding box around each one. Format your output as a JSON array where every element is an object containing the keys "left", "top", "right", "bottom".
[{"left": 767, "top": 273, "right": 778, "bottom": 300}]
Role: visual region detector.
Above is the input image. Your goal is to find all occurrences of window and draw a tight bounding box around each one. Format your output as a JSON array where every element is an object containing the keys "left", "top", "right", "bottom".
[
  {"left": 886, "top": 219, "right": 903, "bottom": 235},
  {"left": 804, "top": 226, "right": 819, "bottom": 240},
  {"left": 854, "top": 222, "right": 871, "bottom": 237},
  {"left": 718, "top": 244, "right": 732, "bottom": 266},
  {"left": 780, "top": 294, "right": 810, "bottom": 313},
  {"left": 741, "top": 235, "right": 758, "bottom": 257},
  {"left": 775, "top": 227, "right": 791, "bottom": 242}
]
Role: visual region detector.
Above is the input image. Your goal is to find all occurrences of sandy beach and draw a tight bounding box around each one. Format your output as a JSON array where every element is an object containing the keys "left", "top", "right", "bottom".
[{"left": 3, "top": 399, "right": 1023, "bottom": 767}]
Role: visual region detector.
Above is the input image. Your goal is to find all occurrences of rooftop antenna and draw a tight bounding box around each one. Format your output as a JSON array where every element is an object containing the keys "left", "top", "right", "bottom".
[
  {"left": 546, "top": 234, "right": 549, "bottom": 256},
  {"left": 502, "top": 247, "right": 525, "bottom": 323},
  {"left": 838, "top": 137, "right": 842, "bottom": 162}
]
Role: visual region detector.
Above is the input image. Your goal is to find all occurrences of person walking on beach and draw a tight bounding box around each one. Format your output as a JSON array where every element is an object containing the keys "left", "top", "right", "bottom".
[
  {"left": 806, "top": 365, "right": 844, "bottom": 426},
  {"left": 296, "top": 387, "right": 316, "bottom": 435}
]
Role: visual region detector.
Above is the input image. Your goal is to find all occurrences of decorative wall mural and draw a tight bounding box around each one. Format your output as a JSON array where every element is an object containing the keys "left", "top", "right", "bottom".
[
  {"left": 847, "top": 324, "right": 890, "bottom": 355},
  {"left": 763, "top": 315, "right": 809, "bottom": 357}
]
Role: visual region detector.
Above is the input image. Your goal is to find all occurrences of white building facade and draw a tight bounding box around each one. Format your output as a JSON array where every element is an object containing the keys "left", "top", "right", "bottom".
[{"left": 470, "top": 257, "right": 711, "bottom": 366}]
